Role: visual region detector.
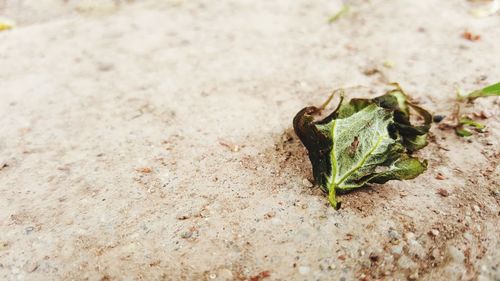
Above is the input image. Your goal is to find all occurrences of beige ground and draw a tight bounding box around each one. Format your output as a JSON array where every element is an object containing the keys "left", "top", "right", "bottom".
[{"left": 0, "top": 0, "right": 499, "bottom": 280}]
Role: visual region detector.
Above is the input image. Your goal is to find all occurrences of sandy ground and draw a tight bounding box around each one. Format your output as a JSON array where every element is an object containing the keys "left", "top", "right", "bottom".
[{"left": 1, "top": 0, "right": 499, "bottom": 280}]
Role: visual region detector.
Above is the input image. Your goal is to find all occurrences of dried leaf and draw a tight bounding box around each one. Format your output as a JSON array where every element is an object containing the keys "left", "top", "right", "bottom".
[{"left": 293, "top": 85, "right": 431, "bottom": 209}]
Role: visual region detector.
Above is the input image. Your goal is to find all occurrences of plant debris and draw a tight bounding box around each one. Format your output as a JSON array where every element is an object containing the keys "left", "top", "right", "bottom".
[
  {"left": 461, "top": 82, "right": 500, "bottom": 101},
  {"left": 293, "top": 84, "right": 431, "bottom": 209},
  {"left": 0, "top": 17, "right": 15, "bottom": 32},
  {"left": 328, "top": 4, "right": 349, "bottom": 23},
  {"left": 218, "top": 139, "right": 240, "bottom": 152},
  {"left": 455, "top": 116, "right": 485, "bottom": 137},
  {"left": 0, "top": 162, "right": 9, "bottom": 171},
  {"left": 249, "top": 270, "right": 271, "bottom": 281},
  {"left": 462, "top": 31, "right": 481, "bottom": 41},
  {"left": 136, "top": 167, "right": 153, "bottom": 173},
  {"left": 467, "top": 0, "right": 500, "bottom": 17},
  {"left": 451, "top": 82, "right": 499, "bottom": 137}
]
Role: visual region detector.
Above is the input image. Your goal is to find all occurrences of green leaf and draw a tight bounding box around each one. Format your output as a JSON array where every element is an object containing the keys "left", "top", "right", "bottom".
[
  {"left": 293, "top": 86, "right": 431, "bottom": 209},
  {"left": 464, "top": 82, "right": 500, "bottom": 100},
  {"left": 455, "top": 127, "right": 473, "bottom": 137},
  {"left": 455, "top": 116, "right": 485, "bottom": 137}
]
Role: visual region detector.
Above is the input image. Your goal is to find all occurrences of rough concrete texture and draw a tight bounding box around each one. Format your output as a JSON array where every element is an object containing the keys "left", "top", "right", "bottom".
[{"left": 0, "top": 0, "right": 499, "bottom": 280}]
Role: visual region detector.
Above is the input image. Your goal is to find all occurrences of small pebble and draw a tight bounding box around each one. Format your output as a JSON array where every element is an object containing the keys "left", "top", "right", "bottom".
[
  {"left": 447, "top": 246, "right": 465, "bottom": 263},
  {"left": 298, "top": 266, "right": 310, "bottom": 275},
  {"left": 0, "top": 241, "right": 9, "bottom": 251},
  {"left": 431, "top": 248, "right": 440, "bottom": 259},
  {"left": 473, "top": 205, "right": 480, "bottom": 213},
  {"left": 180, "top": 231, "right": 193, "bottom": 239},
  {"left": 388, "top": 228, "right": 400, "bottom": 244},
  {"left": 405, "top": 232, "right": 416, "bottom": 240},
  {"left": 24, "top": 226, "right": 35, "bottom": 235},
  {"left": 391, "top": 245, "right": 403, "bottom": 255},
  {"left": 437, "top": 188, "right": 450, "bottom": 197},
  {"left": 435, "top": 173, "right": 446, "bottom": 180},
  {"left": 433, "top": 115, "right": 445, "bottom": 123},
  {"left": 397, "top": 255, "right": 417, "bottom": 269},
  {"left": 176, "top": 214, "right": 190, "bottom": 220},
  {"left": 429, "top": 229, "right": 439, "bottom": 237},
  {"left": 409, "top": 271, "right": 419, "bottom": 280},
  {"left": 302, "top": 178, "right": 313, "bottom": 188},
  {"left": 264, "top": 211, "right": 276, "bottom": 219},
  {"left": 408, "top": 239, "right": 425, "bottom": 258},
  {"left": 463, "top": 232, "right": 473, "bottom": 241}
]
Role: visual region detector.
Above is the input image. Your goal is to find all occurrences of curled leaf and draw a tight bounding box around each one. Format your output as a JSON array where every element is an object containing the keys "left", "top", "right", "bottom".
[
  {"left": 455, "top": 116, "right": 485, "bottom": 137},
  {"left": 293, "top": 85, "right": 431, "bottom": 209}
]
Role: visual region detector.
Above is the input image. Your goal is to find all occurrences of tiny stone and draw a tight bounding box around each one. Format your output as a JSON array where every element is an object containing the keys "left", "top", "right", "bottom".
[
  {"left": 405, "top": 232, "right": 416, "bottom": 240},
  {"left": 429, "top": 229, "right": 439, "bottom": 237},
  {"left": 24, "top": 226, "right": 35, "bottom": 235},
  {"left": 409, "top": 271, "right": 419, "bottom": 280},
  {"left": 463, "top": 232, "right": 473, "bottom": 241},
  {"left": 22, "top": 261, "right": 39, "bottom": 273},
  {"left": 388, "top": 228, "right": 400, "bottom": 244},
  {"left": 217, "top": 268, "right": 233, "bottom": 280},
  {"left": 180, "top": 231, "right": 193, "bottom": 239},
  {"left": 447, "top": 246, "right": 465, "bottom": 263},
  {"left": 302, "top": 178, "right": 313, "bottom": 188},
  {"left": 408, "top": 239, "right": 425, "bottom": 258},
  {"left": 397, "top": 255, "right": 417, "bottom": 269},
  {"left": 391, "top": 244, "right": 403, "bottom": 255},
  {"left": 433, "top": 115, "right": 445, "bottom": 123},
  {"left": 264, "top": 211, "right": 276, "bottom": 219},
  {"left": 473, "top": 205, "right": 480, "bottom": 213},
  {"left": 0, "top": 241, "right": 9, "bottom": 251},
  {"left": 431, "top": 248, "right": 440, "bottom": 259},
  {"left": 437, "top": 188, "right": 450, "bottom": 197},
  {"left": 369, "top": 253, "right": 379, "bottom": 262},
  {"left": 176, "top": 214, "right": 190, "bottom": 220},
  {"left": 97, "top": 62, "right": 114, "bottom": 72},
  {"left": 298, "top": 266, "right": 310, "bottom": 275},
  {"left": 435, "top": 173, "right": 445, "bottom": 180}
]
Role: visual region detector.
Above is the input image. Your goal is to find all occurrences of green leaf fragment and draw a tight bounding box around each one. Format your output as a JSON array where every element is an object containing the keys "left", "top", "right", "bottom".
[
  {"left": 293, "top": 85, "right": 431, "bottom": 209},
  {"left": 463, "top": 82, "right": 500, "bottom": 100},
  {"left": 455, "top": 116, "right": 485, "bottom": 137},
  {"left": 0, "top": 17, "right": 15, "bottom": 32},
  {"left": 328, "top": 5, "right": 349, "bottom": 23}
]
